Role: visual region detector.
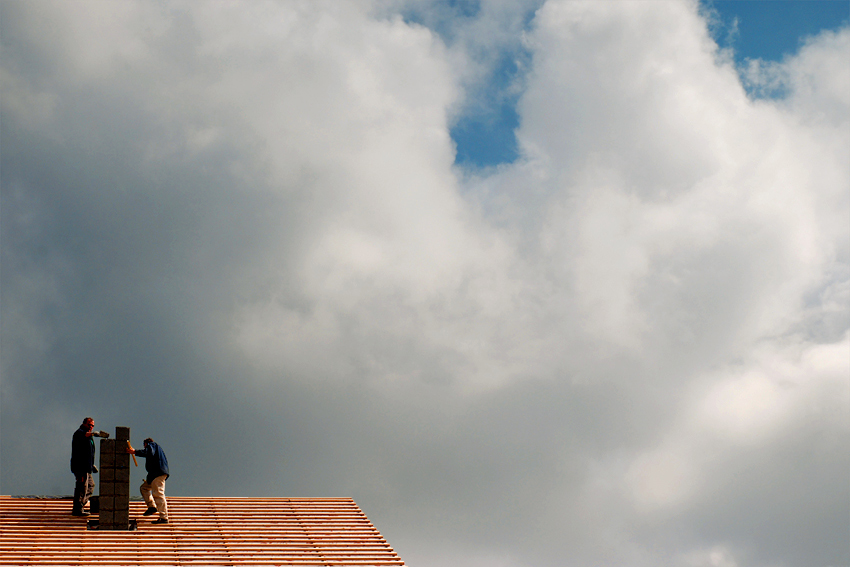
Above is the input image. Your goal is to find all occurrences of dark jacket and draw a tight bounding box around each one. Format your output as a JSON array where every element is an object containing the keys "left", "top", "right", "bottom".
[
  {"left": 135, "top": 441, "right": 170, "bottom": 483},
  {"left": 70, "top": 426, "right": 95, "bottom": 476}
]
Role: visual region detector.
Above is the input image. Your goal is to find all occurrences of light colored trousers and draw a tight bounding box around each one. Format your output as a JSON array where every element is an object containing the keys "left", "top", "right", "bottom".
[{"left": 140, "top": 475, "right": 168, "bottom": 520}]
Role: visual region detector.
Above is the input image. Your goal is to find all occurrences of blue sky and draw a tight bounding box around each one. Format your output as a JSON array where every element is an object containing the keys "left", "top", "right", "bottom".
[
  {"left": 711, "top": 0, "right": 849, "bottom": 62},
  {"left": 451, "top": 42, "right": 526, "bottom": 168},
  {"left": 453, "top": 0, "right": 850, "bottom": 168}
]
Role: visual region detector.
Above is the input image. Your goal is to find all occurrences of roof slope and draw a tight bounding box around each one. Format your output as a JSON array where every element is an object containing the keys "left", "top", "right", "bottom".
[{"left": 0, "top": 495, "right": 405, "bottom": 566}]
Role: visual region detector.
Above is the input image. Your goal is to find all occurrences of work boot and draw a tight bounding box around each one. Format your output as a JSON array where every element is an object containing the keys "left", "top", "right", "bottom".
[
  {"left": 143, "top": 507, "right": 157, "bottom": 516},
  {"left": 151, "top": 518, "right": 168, "bottom": 524},
  {"left": 71, "top": 510, "right": 90, "bottom": 517}
]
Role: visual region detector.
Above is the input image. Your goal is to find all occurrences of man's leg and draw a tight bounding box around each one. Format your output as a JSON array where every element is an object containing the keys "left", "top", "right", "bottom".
[
  {"left": 139, "top": 479, "right": 158, "bottom": 515},
  {"left": 140, "top": 480, "right": 156, "bottom": 509},
  {"left": 83, "top": 474, "right": 94, "bottom": 508},
  {"left": 150, "top": 475, "right": 168, "bottom": 520},
  {"left": 72, "top": 475, "right": 86, "bottom": 513}
]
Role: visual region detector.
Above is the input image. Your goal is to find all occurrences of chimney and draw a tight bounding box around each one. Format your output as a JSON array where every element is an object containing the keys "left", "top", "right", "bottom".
[{"left": 97, "top": 427, "right": 132, "bottom": 530}]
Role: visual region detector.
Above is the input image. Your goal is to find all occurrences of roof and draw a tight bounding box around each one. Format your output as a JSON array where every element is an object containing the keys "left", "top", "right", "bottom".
[{"left": 0, "top": 495, "right": 406, "bottom": 566}]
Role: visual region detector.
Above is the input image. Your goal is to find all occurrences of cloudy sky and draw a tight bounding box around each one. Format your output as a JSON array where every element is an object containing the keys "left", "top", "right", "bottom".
[{"left": 1, "top": 1, "right": 848, "bottom": 566}]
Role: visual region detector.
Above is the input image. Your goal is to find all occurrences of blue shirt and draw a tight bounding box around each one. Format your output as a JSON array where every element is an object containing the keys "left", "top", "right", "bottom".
[{"left": 135, "top": 441, "right": 170, "bottom": 483}]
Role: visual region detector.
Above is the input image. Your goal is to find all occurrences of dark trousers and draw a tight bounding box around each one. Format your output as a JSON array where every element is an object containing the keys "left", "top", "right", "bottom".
[{"left": 73, "top": 473, "right": 94, "bottom": 512}]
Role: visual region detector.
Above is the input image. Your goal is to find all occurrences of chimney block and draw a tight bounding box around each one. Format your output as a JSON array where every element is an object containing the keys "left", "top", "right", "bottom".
[
  {"left": 96, "top": 426, "right": 132, "bottom": 530},
  {"left": 100, "top": 450, "right": 115, "bottom": 468},
  {"left": 114, "top": 467, "right": 130, "bottom": 483},
  {"left": 115, "top": 453, "right": 130, "bottom": 468}
]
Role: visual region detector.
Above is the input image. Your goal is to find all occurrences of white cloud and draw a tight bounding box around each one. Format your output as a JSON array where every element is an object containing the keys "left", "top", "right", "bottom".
[
  {"left": 680, "top": 546, "right": 741, "bottom": 567},
  {"left": 1, "top": 1, "right": 848, "bottom": 566},
  {"left": 623, "top": 333, "right": 849, "bottom": 517}
]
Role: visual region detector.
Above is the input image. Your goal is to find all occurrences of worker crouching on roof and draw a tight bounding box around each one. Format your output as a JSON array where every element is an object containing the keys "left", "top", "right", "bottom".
[{"left": 128, "top": 437, "right": 169, "bottom": 524}]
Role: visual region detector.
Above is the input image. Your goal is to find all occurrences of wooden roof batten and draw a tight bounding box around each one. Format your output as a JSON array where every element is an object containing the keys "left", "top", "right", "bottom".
[{"left": 0, "top": 496, "right": 406, "bottom": 566}]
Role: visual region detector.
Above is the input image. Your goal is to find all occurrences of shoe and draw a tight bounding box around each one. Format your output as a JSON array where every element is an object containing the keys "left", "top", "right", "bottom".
[
  {"left": 143, "top": 507, "right": 157, "bottom": 516},
  {"left": 151, "top": 518, "right": 169, "bottom": 524},
  {"left": 71, "top": 511, "right": 90, "bottom": 517}
]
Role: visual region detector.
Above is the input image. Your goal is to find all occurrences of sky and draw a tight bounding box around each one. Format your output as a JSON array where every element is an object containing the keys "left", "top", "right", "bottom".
[{"left": 1, "top": 1, "right": 848, "bottom": 567}]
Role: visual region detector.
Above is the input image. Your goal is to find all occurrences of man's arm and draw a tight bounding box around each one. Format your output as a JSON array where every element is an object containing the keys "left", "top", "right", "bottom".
[{"left": 128, "top": 445, "right": 149, "bottom": 458}]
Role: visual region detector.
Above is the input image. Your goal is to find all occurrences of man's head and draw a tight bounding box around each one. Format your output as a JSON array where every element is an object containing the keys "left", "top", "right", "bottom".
[
  {"left": 82, "top": 417, "right": 94, "bottom": 431},
  {"left": 143, "top": 437, "right": 154, "bottom": 447}
]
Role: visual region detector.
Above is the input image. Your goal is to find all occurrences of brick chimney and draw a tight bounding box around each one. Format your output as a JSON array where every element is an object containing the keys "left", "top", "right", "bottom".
[{"left": 98, "top": 427, "right": 131, "bottom": 530}]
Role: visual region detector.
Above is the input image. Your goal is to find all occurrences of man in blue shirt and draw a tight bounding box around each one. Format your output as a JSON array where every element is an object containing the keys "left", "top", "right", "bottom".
[
  {"left": 70, "top": 417, "right": 110, "bottom": 516},
  {"left": 128, "top": 437, "right": 170, "bottom": 524}
]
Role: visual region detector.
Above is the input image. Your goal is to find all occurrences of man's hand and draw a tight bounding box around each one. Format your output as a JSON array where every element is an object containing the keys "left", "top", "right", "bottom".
[
  {"left": 126, "top": 441, "right": 139, "bottom": 466},
  {"left": 93, "top": 430, "right": 110, "bottom": 438}
]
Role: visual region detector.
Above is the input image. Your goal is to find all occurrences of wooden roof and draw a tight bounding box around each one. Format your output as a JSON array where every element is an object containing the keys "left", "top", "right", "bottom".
[{"left": 0, "top": 495, "right": 405, "bottom": 566}]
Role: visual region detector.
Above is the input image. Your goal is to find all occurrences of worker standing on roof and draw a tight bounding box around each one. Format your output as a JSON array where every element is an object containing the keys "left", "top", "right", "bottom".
[
  {"left": 127, "top": 437, "right": 170, "bottom": 524},
  {"left": 70, "top": 417, "right": 110, "bottom": 516}
]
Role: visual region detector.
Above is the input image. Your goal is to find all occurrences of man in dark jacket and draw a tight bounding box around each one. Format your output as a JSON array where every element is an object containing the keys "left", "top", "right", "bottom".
[
  {"left": 70, "top": 417, "right": 109, "bottom": 516},
  {"left": 128, "top": 437, "right": 169, "bottom": 523}
]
